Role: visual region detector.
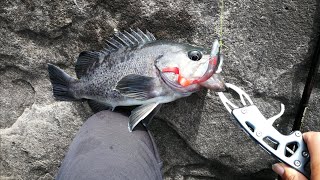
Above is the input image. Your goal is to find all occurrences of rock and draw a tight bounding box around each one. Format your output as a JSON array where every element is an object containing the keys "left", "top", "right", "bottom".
[
  {"left": 0, "top": 0, "right": 319, "bottom": 179},
  {"left": 0, "top": 102, "right": 90, "bottom": 179},
  {"left": 0, "top": 67, "right": 35, "bottom": 128}
]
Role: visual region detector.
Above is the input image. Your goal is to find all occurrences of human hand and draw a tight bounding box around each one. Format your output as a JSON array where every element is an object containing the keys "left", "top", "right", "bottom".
[{"left": 272, "top": 132, "right": 320, "bottom": 180}]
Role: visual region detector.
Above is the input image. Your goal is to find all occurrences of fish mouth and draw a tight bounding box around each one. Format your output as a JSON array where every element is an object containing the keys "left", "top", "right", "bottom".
[{"left": 159, "top": 39, "right": 225, "bottom": 92}]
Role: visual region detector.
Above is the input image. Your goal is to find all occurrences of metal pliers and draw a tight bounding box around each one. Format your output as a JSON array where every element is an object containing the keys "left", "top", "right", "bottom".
[{"left": 217, "top": 83, "right": 310, "bottom": 178}]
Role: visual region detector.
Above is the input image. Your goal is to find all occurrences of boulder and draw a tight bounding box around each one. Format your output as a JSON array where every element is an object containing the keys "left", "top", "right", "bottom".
[{"left": 0, "top": 0, "right": 319, "bottom": 179}]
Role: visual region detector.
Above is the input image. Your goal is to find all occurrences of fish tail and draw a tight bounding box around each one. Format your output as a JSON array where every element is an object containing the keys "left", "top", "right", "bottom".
[{"left": 47, "top": 63, "right": 78, "bottom": 101}]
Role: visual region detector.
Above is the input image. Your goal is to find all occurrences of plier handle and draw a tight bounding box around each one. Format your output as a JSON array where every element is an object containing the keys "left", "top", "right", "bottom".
[{"left": 217, "top": 83, "right": 310, "bottom": 178}]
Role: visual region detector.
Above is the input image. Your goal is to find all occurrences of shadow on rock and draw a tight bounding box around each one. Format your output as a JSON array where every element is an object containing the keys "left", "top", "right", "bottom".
[{"left": 291, "top": 0, "right": 320, "bottom": 131}]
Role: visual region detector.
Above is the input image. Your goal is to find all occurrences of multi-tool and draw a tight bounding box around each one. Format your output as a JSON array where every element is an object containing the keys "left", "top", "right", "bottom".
[{"left": 217, "top": 83, "right": 310, "bottom": 178}]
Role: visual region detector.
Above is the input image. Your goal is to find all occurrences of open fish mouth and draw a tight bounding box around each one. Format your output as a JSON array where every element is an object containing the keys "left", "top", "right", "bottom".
[{"left": 158, "top": 40, "right": 225, "bottom": 92}]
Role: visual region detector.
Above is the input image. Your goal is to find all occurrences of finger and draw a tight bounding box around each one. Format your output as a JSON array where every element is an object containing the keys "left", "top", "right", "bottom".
[
  {"left": 303, "top": 132, "right": 320, "bottom": 180},
  {"left": 272, "top": 163, "right": 307, "bottom": 180}
]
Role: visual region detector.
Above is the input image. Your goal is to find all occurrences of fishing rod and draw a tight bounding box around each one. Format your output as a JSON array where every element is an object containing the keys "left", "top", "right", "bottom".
[{"left": 293, "top": 34, "right": 320, "bottom": 131}]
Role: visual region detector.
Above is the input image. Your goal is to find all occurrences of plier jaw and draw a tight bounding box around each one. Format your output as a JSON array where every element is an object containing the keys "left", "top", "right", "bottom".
[{"left": 217, "top": 83, "right": 310, "bottom": 178}]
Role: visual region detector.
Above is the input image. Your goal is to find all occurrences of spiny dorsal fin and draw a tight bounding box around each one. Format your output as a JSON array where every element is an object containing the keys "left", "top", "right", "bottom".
[
  {"left": 75, "top": 29, "right": 156, "bottom": 79},
  {"left": 102, "top": 28, "right": 156, "bottom": 53},
  {"left": 75, "top": 51, "right": 104, "bottom": 79}
]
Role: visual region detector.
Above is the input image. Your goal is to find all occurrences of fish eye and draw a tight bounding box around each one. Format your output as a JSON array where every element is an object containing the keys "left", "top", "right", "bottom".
[{"left": 188, "top": 50, "right": 202, "bottom": 61}]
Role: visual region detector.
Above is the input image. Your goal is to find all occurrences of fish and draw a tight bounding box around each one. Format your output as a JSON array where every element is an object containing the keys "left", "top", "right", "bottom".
[{"left": 47, "top": 29, "right": 225, "bottom": 132}]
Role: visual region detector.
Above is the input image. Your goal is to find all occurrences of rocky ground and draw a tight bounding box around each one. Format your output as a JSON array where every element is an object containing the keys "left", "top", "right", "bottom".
[{"left": 0, "top": 0, "right": 319, "bottom": 179}]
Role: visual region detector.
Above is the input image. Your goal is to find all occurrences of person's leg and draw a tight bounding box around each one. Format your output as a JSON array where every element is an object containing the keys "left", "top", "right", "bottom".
[{"left": 56, "top": 110, "right": 162, "bottom": 180}]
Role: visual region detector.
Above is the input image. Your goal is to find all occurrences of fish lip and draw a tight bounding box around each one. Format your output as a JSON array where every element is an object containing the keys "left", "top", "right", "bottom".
[{"left": 199, "top": 73, "right": 226, "bottom": 92}]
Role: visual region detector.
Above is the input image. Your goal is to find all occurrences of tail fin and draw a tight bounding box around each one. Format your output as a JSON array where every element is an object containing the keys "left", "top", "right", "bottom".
[{"left": 47, "top": 64, "right": 78, "bottom": 101}]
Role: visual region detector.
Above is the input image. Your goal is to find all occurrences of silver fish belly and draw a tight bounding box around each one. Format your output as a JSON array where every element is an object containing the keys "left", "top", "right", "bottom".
[{"left": 47, "top": 29, "right": 225, "bottom": 132}]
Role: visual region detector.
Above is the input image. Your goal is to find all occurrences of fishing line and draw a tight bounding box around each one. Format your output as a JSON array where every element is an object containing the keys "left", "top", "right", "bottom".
[
  {"left": 217, "top": 0, "right": 229, "bottom": 53},
  {"left": 218, "top": 0, "right": 224, "bottom": 49}
]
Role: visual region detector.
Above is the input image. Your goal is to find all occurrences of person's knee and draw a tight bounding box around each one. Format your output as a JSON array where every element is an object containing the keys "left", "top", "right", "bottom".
[{"left": 85, "top": 110, "right": 128, "bottom": 127}]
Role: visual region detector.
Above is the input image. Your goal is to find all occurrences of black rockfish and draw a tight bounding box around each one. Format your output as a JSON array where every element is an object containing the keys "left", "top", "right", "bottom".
[{"left": 48, "top": 29, "right": 225, "bottom": 131}]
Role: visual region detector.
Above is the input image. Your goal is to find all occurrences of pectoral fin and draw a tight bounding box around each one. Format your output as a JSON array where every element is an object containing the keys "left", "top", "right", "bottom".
[
  {"left": 128, "top": 102, "right": 159, "bottom": 132},
  {"left": 142, "top": 104, "right": 162, "bottom": 128},
  {"left": 116, "top": 74, "right": 157, "bottom": 100}
]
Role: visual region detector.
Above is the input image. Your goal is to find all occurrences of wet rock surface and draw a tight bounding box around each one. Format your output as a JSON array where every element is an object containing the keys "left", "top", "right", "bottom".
[{"left": 0, "top": 0, "right": 319, "bottom": 179}]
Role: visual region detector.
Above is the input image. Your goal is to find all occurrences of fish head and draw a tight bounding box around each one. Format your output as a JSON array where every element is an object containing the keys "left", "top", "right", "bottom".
[{"left": 155, "top": 40, "right": 225, "bottom": 92}]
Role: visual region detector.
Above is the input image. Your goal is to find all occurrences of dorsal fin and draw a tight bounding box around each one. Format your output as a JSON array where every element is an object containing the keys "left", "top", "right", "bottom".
[
  {"left": 102, "top": 29, "right": 156, "bottom": 53},
  {"left": 75, "top": 29, "right": 156, "bottom": 79},
  {"left": 75, "top": 51, "right": 104, "bottom": 79}
]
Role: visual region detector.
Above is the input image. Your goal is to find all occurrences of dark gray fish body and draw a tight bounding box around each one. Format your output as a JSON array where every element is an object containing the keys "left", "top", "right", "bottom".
[
  {"left": 72, "top": 41, "right": 191, "bottom": 108},
  {"left": 48, "top": 29, "right": 225, "bottom": 131}
]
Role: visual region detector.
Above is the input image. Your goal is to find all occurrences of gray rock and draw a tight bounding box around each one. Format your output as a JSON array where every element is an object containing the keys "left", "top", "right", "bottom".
[{"left": 0, "top": 0, "right": 319, "bottom": 179}]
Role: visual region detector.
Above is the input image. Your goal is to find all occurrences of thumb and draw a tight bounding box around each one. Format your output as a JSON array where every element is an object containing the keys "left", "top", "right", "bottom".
[{"left": 272, "top": 163, "right": 307, "bottom": 180}]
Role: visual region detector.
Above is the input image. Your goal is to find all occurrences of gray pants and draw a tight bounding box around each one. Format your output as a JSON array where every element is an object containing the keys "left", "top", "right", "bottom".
[{"left": 56, "top": 111, "right": 163, "bottom": 180}]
